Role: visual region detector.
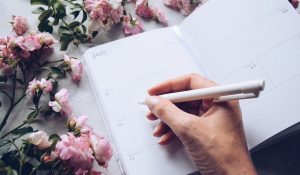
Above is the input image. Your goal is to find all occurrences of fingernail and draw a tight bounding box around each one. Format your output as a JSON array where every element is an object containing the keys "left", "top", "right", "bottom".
[
  {"left": 145, "top": 96, "right": 159, "bottom": 110},
  {"left": 158, "top": 136, "right": 165, "bottom": 144},
  {"left": 153, "top": 126, "right": 160, "bottom": 136}
]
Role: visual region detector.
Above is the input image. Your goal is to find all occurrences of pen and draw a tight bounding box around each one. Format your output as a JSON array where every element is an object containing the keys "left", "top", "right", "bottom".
[{"left": 139, "top": 80, "right": 265, "bottom": 104}]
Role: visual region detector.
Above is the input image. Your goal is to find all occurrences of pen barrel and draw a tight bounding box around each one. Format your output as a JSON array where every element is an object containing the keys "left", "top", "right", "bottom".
[{"left": 160, "top": 80, "right": 265, "bottom": 103}]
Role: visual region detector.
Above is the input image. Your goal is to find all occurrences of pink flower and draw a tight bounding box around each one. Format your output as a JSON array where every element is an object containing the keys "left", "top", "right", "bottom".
[
  {"left": 181, "top": 0, "right": 192, "bottom": 16},
  {"left": 37, "top": 32, "right": 57, "bottom": 47},
  {"left": 151, "top": 7, "right": 168, "bottom": 25},
  {"left": 26, "top": 78, "right": 39, "bottom": 99},
  {"left": 16, "top": 35, "right": 41, "bottom": 52},
  {"left": 135, "top": 0, "right": 153, "bottom": 18},
  {"left": 49, "top": 88, "right": 72, "bottom": 117},
  {"left": 27, "top": 131, "right": 52, "bottom": 150},
  {"left": 290, "top": 0, "right": 299, "bottom": 8},
  {"left": 39, "top": 78, "right": 53, "bottom": 93},
  {"left": 163, "top": 0, "right": 200, "bottom": 16},
  {"left": 111, "top": 5, "right": 124, "bottom": 23},
  {"left": 55, "top": 133, "right": 94, "bottom": 172},
  {"left": 123, "top": 16, "right": 143, "bottom": 35},
  {"left": 163, "top": 0, "right": 182, "bottom": 10},
  {"left": 0, "top": 60, "right": 13, "bottom": 77},
  {"left": 63, "top": 54, "right": 83, "bottom": 82},
  {"left": 26, "top": 78, "right": 52, "bottom": 99},
  {"left": 11, "top": 16, "right": 28, "bottom": 36},
  {"left": 90, "top": 134, "right": 113, "bottom": 168}
]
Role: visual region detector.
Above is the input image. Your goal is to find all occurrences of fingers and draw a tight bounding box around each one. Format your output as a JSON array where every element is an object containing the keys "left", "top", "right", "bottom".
[
  {"left": 148, "top": 73, "right": 216, "bottom": 95},
  {"left": 145, "top": 96, "right": 193, "bottom": 133},
  {"left": 158, "top": 131, "right": 176, "bottom": 145}
]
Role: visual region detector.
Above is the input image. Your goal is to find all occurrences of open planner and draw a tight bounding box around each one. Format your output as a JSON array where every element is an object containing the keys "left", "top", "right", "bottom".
[{"left": 83, "top": 0, "right": 300, "bottom": 174}]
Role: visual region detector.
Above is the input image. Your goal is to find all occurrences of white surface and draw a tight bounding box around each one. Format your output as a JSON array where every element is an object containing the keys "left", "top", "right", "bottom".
[
  {"left": 83, "top": 0, "right": 300, "bottom": 174},
  {"left": 0, "top": 0, "right": 185, "bottom": 175}
]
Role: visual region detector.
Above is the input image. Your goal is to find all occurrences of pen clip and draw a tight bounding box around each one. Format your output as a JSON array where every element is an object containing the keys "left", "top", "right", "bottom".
[{"left": 213, "top": 92, "right": 260, "bottom": 102}]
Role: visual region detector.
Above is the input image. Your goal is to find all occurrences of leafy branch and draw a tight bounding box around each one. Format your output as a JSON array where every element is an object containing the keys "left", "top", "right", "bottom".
[{"left": 31, "top": 0, "right": 90, "bottom": 51}]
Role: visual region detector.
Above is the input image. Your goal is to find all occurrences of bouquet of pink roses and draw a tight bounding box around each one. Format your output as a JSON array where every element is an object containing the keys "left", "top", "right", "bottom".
[{"left": 0, "top": 16, "right": 112, "bottom": 175}]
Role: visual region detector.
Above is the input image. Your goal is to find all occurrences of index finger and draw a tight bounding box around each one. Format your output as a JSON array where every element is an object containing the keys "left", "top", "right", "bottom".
[{"left": 148, "top": 73, "right": 216, "bottom": 95}]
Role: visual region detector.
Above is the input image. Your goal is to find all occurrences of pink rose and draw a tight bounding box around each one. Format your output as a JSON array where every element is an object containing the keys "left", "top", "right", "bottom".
[
  {"left": 17, "top": 35, "right": 41, "bottom": 52},
  {"left": 11, "top": 16, "right": 28, "bottom": 36},
  {"left": 39, "top": 78, "right": 53, "bottom": 93},
  {"left": 27, "top": 131, "right": 52, "bottom": 150},
  {"left": 111, "top": 6, "right": 124, "bottom": 23},
  {"left": 55, "top": 133, "right": 94, "bottom": 172},
  {"left": 90, "top": 134, "right": 113, "bottom": 168},
  {"left": 290, "top": 0, "right": 299, "bottom": 8},
  {"left": 123, "top": 16, "right": 143, "bottom": 35},
  {"left": 0, "top": 60, "right": 13, "bottom": 77},
  {"left": 151, "top": 7, "right": 168, "bottom": 25},
  {"left": 37, "top": 32, "right": 57, "bottom": 47},
  {"left": 63, "top": 54, "right": 83, "bottom": 82},
  {"left": 26, "top": 78, "right": 52, "bottom": 99},
  {"left": 135, "top": 0, "right": 153, "bottom": 18},
  {"left": 26, "top": 78, "right": 39, "bottom": 99},
  {"left": 163, "top": 0, "right": 182, "bottom": 10},
  {"left": 49, "top": 88, "right": 72, "bottom": 117},
  {"left": 75, "top": 116, "right": 93, "bottom": 135}
]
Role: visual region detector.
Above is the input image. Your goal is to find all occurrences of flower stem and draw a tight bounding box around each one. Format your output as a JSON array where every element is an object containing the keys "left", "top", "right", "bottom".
[{"left": 0, "top": 121, "right": 28, "bottom": 139}]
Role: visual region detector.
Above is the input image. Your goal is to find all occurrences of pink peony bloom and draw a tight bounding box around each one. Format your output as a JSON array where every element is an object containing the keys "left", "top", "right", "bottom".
[
  {"left": 27, "top": 131, "right": 52, "bottom": 150},
  {"left": 135, "top": 0, "right": 153, "bottom": 18},
  {"left": 16, "top": 35, "right": 41, "bottom": 52},
  {"left": 290, "top": 0, "right": 299, "bottom": 8},
  {"left": 26, "top": 78, "right": 52, "bottom": 98},
  {"left": 151, "top": 7, "right": 168, "bottom": 25},
  {"left": 11, "top": 16, "right": 28, "bottom": 36},
  {"left": 49, "top": 88, "right": 72, "bottom": 117},
  {"left": 163, "top": 0, "right": 201, "bottom": 16},
  {"left": 75, "top": 116, "right": 93, "bottom": 136},
  {"left": 0, "top": 59, "right": 13, "bottom": 77},
  {"left": 39, "top": 78, "right": 53, "bottom": 93},
  {"left": 163, "top": 0, "right": 182, "bottom": 10},
  {"left": 90, "top": 134, "right": 113, "bottom": 168},
  {"left": 26, "top": 78, "right": 39, "bottom": 99},
  {"left": 123, "top": 16, "right": 143, "bottom": 35},
  {"left": 55, "top": 133, "right": 94, "bottom": 172},
  {"left": 85, "top": 0, "right": 123, "bottom": 22},
  {"left": 37, "top": 32, "right": 57, "bottom": 47},
  {"left": 63, "top": 54, "right": 83, "bottom": 82}
]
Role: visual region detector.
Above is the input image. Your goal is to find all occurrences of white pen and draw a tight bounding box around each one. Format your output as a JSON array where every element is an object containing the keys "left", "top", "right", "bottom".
[{"left": 139, "top": 80, "right": 265, "bottom": 104}]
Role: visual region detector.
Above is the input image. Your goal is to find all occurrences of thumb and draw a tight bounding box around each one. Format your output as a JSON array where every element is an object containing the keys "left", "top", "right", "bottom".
[{"left": 145, "top": 96, "right": 192, "bottom": 132}]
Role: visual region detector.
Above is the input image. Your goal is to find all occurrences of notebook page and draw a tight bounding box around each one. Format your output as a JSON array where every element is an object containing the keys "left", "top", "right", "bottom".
[
  {"left": 179, "top": 0, "right": 300, "bottom": 149},
  {"left": 84, "top": 28, "right": 201, "bottom": 175}
]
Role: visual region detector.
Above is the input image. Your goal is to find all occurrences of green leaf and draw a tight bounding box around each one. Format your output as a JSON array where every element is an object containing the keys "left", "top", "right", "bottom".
[
  {"left": 49, "top": 134, "right": 61, "bottom": 143},
  {"left": 0, "top": 160, "right": 16, "bottom": 175},
  {"left": 54, "top": 3, "right": 66, "bottom": 18},
  {"left": 50, "top": 0, "right": 58, "bottom": 6},
  {"left": 69, "top": 21, "right": 81, "bottom": 29},
  {"left": 0, "top": 139, "right": 11, "bottom": 155},
  {"left": 11, "top": 126, "right": 34, "bottom": 138},
  {"left": 32, "top": 7, "right": 46, "bottom": 14},
  {"left": 59, "top": 33, "right": 73, "bottom": 51},
  {"left": 38, "top": 9, "right": 53, "bottom": 21},
  {"left": 71, "top": 10, "right": 80, "bottom": 19},
  {"left": 49, "top": 67, "right": 66, "bottom": 77},
  {"left": 27, "top": 110, "right": 39, "bottom": 121},
  {"left": 52, "top": 17, "right": 60, "bottom": 26},
  {"left": 82, "top": 11, "right": 88, "bottom": 23},
  {"left": 38, "top": 20, "right": 53, "bottom": 33},
  {"left": 92, "top": 31, "right": 98, "bottom": 38},
  {"left": 1, "top": 150, "right": 20, "bottom": 171},
  {"left": 81, "top": 25, "right": 87, "bottom": 34},
  {"left": 30, "top": 0, "right": 48, "bottom": 6},
  {"left": 0, "top": 76, "right": 7, "bottom": 83}
]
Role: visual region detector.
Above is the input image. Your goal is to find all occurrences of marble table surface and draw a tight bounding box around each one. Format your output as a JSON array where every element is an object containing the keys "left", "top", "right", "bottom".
[{"left": 0, "top": 0, "right": 299, "bottom": 175}]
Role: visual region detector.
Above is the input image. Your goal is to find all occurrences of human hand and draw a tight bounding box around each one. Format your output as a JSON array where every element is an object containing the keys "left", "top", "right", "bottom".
[{"left": 145, "top": 74, "right": 257, "bottom": 175}]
